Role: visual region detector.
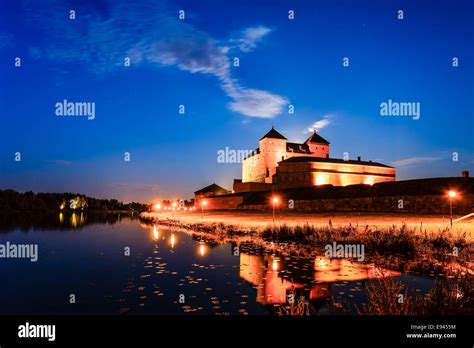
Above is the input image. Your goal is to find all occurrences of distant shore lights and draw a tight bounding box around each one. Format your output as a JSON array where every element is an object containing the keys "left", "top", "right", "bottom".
[
  {"left": 154, "top": 203, "right": 161, "bottom": 218},
  {"left": 172, "top": 201, "right": 177, "bottom": 218}
]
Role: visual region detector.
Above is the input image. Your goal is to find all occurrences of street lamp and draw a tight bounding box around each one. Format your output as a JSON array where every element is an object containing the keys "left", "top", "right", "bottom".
[
  {"left": 271, "top": 196, "right": 280, "bottom": 225},
  {"left": 448, "top": 190, "right": 456, "bottom": 228},
  {"left": 154, "top": 203, "right": 161, "bottom": 219},
  {"left": 201, "top": 200, "right": 207, "bottom": 221},
  {"left": 171, "top": 201, "right": 177, "bottom": 218}
]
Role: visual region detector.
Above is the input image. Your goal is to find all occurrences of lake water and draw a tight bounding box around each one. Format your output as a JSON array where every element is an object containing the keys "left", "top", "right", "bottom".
[{"left": 0, "top": 214, "right": 435, "bottom": 315}]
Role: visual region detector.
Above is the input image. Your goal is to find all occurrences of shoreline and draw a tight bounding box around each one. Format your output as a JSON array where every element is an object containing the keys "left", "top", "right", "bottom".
[
  {"left": 140, "top": 210, "right": 473, "bottom": 241},
  {"left": 139, "top": 211, "right": 473, "bottom": 272},
  {"left": 0, "top": 209, "right": 143, "bottom": 215}
]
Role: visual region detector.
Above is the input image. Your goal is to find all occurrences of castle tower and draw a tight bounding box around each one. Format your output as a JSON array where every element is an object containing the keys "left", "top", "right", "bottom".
[
  {"left": 259, "top": 127, "right": 287, "bottom": 183},
  {"left": 304, "top": 130, "right": 330, "bottom": 158}
]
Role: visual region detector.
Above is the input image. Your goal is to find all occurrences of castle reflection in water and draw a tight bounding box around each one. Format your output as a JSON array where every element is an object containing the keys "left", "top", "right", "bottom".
[
  {"left": 142, "top": 223, "right": 401, "bottom": 313},
  {"left": 239, "top": 252, "right": 399, "bottom": 306}
]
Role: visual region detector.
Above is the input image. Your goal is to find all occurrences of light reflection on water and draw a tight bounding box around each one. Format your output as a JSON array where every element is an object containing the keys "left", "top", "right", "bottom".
[{"left": 0, "top": 216, "right": 434, "bottom": 315}]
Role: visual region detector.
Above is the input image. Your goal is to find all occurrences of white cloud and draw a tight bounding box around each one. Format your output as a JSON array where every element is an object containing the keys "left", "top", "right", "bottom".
[
  {"left": 26, "top": 2, "right": 287, "bottom": 118},
  {"left": 227, "top": 88, "right": 288, "bottom": 118},
  {"left": 391, "top": 157, "right": 441, "bottom": 167},
  {"left": 234, "top": 26, "right": 272, "bottom": 52},
  {"left": 222, "top": 78, "right": 288, "bottom": 118},
  {"left": 307, "top": 115, "right": 333, "bottom": 132}
]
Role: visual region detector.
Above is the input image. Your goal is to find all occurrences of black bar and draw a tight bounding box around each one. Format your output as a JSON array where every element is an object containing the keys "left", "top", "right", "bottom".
[{"left": 0, "top": 315, "right": 471, "bottom": 346}]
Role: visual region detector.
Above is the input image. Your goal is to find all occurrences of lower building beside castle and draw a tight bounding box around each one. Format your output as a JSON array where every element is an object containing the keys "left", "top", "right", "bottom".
[{"left": 237, "top": 127, "right": 395, "bottom": 191}]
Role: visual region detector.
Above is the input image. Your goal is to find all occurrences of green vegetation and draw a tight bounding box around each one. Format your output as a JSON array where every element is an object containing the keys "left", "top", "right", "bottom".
[
  {"left": 261, "top": 223, "right": 469, "bottom": 260},
  {"left": 359, "top": 269, "right": 473, "bottom": 315},
  {"left": 140, "top": 213, "right": 470, "bottom": 264},
  {"left": 0, "top": 189, "right": 149, "bottom": 213}
]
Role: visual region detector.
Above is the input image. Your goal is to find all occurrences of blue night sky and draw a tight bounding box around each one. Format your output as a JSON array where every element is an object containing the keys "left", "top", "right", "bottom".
[{"left": 0, "top": 0, "right": 473, "bottom": 203}]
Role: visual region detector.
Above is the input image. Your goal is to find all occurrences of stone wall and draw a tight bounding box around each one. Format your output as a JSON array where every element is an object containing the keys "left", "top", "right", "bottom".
[
  {"left": 275, "top": 160, "right": 395, "bottom": 189},
  {"left": 233, "top": 181, "right": 272, "bottom": 193},
  {"left": 240, "top": 194, "right": 474, "bottom": 214},
  {"left": 202, "top": 195, "right": 244, "bottom": 210}
]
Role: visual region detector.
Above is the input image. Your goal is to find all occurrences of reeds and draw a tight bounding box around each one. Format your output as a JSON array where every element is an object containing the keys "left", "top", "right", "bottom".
[
  {"left": 261, "top": 223, "right": 469, "bottom": 261},
  {"left": 359, "top": 268, "right": 473, "bottom": 315},
  {"left": 276, "top": 286, "right": 310, "bottom": 316},
  {"left": 139, "top": 214, "right": 471, "bottom": 265}
]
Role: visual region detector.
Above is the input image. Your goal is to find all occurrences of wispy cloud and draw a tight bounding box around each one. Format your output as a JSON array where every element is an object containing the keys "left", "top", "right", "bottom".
[
  {"left": 391, "top": 157, "right": 441, "bottom": 167},
  {"left": 232, "top": 26, "right": 272, "bottom": 53},
  {"left": 306, "top": 115, "right": 333, "bottom": 133},
  {"left": 223, "top": 79, "right": 288, "bottom": 118},
  {"left": 25, "top": 1, "right": 287, "bottom": 118}
]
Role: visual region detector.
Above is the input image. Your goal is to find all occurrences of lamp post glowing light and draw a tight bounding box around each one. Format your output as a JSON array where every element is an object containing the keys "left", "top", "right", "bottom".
[
  {"left": 448, "top": 190, "right": 457, "bottom": 228},
  {"left": 201, "top": 200, "right": 207, "bottom": 221},
  {"left": 154, "top": 203, "right": 161, "bottom": 219},
  {"left": 271, "top": 196, "right": 280, "bottom": 225},
  {"left": 171, "top": 201, "right": 177, "bottom": 218}
]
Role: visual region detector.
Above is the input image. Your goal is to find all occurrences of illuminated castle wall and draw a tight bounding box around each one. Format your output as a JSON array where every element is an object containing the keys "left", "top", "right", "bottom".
[{"left": 241, "top": 127, "right": 395, "bottom": 188}]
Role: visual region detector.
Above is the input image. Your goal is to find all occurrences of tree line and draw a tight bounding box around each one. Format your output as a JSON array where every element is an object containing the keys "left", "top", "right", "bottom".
[{"left": 0, "top": 189, "right": 149, "bottom": 213}]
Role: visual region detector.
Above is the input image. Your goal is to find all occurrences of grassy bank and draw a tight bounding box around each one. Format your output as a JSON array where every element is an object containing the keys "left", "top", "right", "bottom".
[{"left": 139, "top": 212, "right": 472, "bottom": 267}]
